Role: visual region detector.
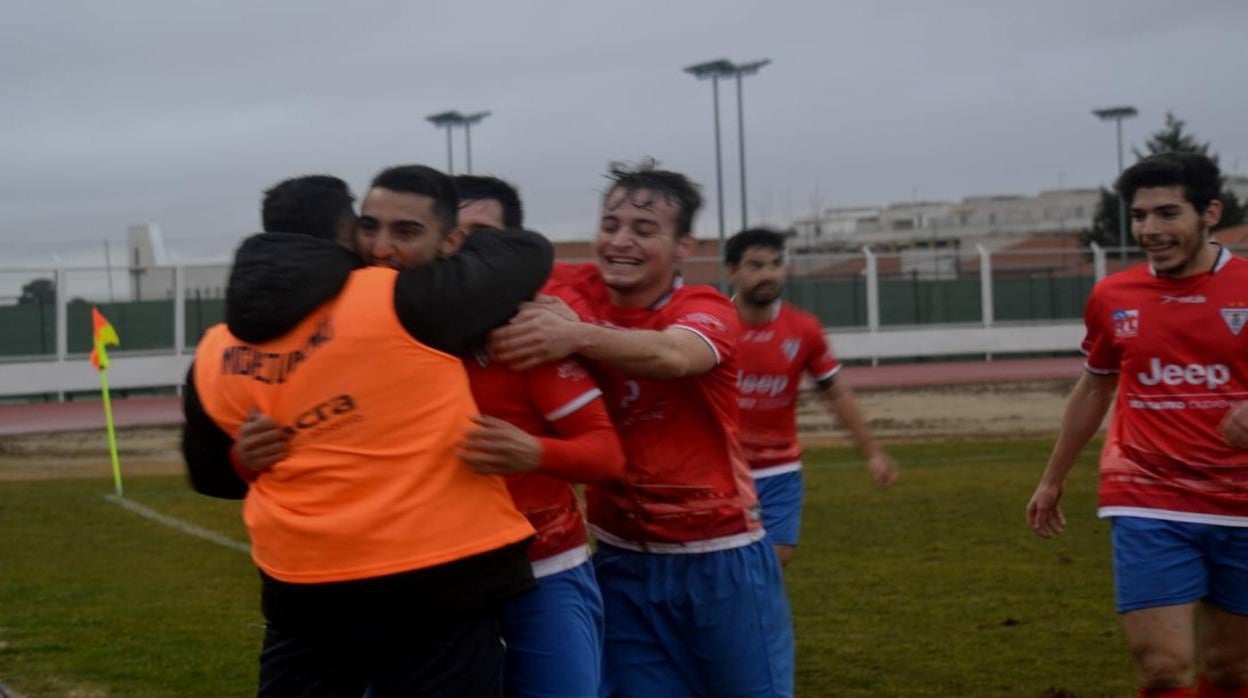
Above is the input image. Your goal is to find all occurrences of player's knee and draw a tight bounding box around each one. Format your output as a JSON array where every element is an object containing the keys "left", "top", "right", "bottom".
[
  {"left": 1201, "top": 647, "right": 1248, "bottom": 689},
  {"left": 1134, "top": 646, "right": 1194, "bottom": 688}
]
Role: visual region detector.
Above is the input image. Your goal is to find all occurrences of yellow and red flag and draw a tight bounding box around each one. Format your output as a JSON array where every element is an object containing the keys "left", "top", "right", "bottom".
[{"left": 90, "top": 306, "right": 120, "bottom": 371}]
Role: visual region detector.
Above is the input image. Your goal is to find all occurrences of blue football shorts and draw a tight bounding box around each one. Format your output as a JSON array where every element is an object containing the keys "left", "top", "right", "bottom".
[
  {"left": 1110, "top": 515, "right": 1248, "bottom": 615},
  {"left": 593, "top": 539, "right": 794, "bottom": 697},
  {"left": 754, "top": 470, "right": 804, "bottom": 547}
]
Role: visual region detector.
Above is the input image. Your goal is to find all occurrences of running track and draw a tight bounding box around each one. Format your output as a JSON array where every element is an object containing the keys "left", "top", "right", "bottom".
[{"left": 0, "top": 357, "right": 1084, "bottom": 437}]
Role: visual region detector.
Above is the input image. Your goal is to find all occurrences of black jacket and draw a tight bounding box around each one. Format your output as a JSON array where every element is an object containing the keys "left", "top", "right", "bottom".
[{"left": 181, "top": 229, "right": 552, "bottom": 628}]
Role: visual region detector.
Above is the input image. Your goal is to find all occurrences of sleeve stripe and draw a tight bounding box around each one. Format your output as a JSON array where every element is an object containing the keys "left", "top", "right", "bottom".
[
  {"left": 669, "top": 325, "right": 722, "bottom": 365},
  {"left": 543, "top": 388, "right": 603, "bottom": 422},
  {"left": 1083, "top": 363, "right": 1119, "bottom": 376},
  {"left": 812, "top": 364, "right": 842, "bottom": 382}
]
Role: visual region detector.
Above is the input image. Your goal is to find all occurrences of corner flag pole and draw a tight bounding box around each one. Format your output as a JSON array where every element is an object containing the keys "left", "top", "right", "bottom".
[
  {"left": 99, "top": 366, "right": 123, "bottom": 497},
  {"left": 90, "top": 306, "right": 123, "bottom": 497}
]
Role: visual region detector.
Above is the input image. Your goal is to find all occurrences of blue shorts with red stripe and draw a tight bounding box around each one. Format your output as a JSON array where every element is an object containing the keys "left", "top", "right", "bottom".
[{"left": 593, "top": 539, "right": 794, "bottom": 698}]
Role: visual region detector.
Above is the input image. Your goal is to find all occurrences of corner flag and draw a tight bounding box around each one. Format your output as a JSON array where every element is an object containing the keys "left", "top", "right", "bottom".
[
  {"left": 89, "top": 307, "right": 124, "bottom": 496},
  {"left": 90, "top": 306, "right": 120, "bottom": 371}
]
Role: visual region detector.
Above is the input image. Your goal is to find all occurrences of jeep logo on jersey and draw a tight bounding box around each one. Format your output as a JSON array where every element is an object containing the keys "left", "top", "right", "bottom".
[
  {"left": 1137, "top": 359, "right": 1230, "bottom": 390},
  {"left": 283, "top": 394, "right": 358, "bottom": 436},
  {"left": 739, "top": 373, "right": 789, "bottom": 397}
]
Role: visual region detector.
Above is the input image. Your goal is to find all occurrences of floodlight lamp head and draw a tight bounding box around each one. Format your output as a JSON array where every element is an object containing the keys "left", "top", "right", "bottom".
[
  {"left": 731, "top": 59, "right": 771, "bottom": 76},
  {"left": 460, "top": 111, "right": 492, "bottom": 125},
  {"left": 426, "top": 110, "right": 465, "bottom": 126},
  {"left": 684, "top": 59, "right": 734, "bottom": 80},
  {"left": 1092, "top": 106, "right": 1138, "bottom": 121}
]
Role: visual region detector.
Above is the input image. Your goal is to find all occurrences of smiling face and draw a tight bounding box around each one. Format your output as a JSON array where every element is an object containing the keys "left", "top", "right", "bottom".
[
  {"left": 594, "top": 186, "right": 694, "bottom": 307},
  {"left": 355, "top": 187, "right": 456, "bottom": 269},
  {"left": 728, "top": 245, "right": 786, "bottom": 307},
  {"left": 1129, "top": 185, "right": 1222, "bottom": 277}
]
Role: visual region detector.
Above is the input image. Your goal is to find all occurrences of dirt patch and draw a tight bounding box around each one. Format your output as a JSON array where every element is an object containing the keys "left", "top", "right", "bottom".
[
  {"left": 0, "top": 380, "right": 1080, "bottom": 481},
  {"left": 0, "top": 427, "right": 183, "bottom": 481},
  {"left": 801, "top": 379, "right": 1077, "bottom": 447}
]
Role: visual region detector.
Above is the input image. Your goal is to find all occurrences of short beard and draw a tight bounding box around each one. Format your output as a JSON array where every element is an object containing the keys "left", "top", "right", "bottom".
[{"left": 741, "top": 286, "right": 780, "bottom": 307}]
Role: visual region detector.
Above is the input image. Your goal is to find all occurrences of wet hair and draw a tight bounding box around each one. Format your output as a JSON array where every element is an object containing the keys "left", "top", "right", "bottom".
[
  {"left": 724, "top": 227, "right": 787, "bottom": 266},
  {"left": 369, "top": 165, "right": 458, "bottom": 232},
  {"left": 454, "top": 175, "right": 524, "bottom": 228},
  {"left": 603, "top": 161, "right": 703, "bottom": 236},
  {"left": 1116, "top": 152, "right": 1222, "bottom": 213},
  {"left": 261, "top": 175, "right": 355, "bottom": 240}
]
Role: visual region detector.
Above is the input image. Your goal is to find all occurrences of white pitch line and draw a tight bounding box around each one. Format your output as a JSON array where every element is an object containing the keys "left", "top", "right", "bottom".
[{"left": 103, "top": 494, "right": 250, "bottom": 555}]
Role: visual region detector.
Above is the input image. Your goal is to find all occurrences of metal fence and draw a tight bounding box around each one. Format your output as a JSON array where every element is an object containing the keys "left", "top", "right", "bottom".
[{"left": 0, "top": 243, "right": 1219, "bottom": 398}]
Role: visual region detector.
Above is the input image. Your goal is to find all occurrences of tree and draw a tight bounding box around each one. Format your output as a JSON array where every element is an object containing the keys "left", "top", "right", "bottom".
[
  {"left": 18, "top": 278, "right": 55, "bottom": 305},
  {"left": 1085, "top": 112, "right": 1246, "bottom": 248}
]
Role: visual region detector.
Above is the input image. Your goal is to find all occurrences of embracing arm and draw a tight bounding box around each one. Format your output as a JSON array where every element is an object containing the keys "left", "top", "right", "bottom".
[
  {"left": 181, "top": 364, "right": 249, "bottom": 499},
  {"left": 393, "top": 229, "right": 553, "bottom": 356},
  {"left": 489, "top": 305, "right": 719, "bottom": 379}
]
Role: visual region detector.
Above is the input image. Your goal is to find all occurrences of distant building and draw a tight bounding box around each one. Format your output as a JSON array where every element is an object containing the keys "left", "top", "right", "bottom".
[{"left": 790, "top": 188, "right": 1099, "bottom": 253}]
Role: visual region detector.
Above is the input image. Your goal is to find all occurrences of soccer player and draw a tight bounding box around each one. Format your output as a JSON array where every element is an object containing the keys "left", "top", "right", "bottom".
[
  {"left": 489, "top": 164, "right": 794, "bottom": 697},
  {"left": 237, "top": 173, "right": 624, "bottom": 698},
  {"left": 1027, "top": 152, "right": 1248, "bottom": 698},
  {"left": 725, "top": 227, "right": 897, "bottom": 567},
  {"left": 182, "top": 169, "right": 552, "bottom": 697}
]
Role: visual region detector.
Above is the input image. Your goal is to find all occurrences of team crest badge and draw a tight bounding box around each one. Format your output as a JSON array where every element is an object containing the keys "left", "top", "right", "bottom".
[
  {"left": 1111, "top": 309, "right": 1139, "bottom": 339},
  {"left": 781, "top": 338, "right": 801, "bottom": 361},
  {"left": 1221, "top": 307, "right": 1248, "bottom": 336}
]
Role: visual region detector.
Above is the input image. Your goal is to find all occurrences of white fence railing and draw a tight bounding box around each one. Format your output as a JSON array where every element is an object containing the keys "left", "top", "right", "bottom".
[{"left": 0, "top": 243, "right": 1144, "bottom": 400}]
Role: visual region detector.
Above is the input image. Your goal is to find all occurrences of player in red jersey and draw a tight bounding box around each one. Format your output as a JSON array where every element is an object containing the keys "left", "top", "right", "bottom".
[
  {"left": 1028, "top": 153, "right": 1248, "bottom": 698},
  {"left": 725, "top": 227, "right": 897, "bottom": 567},
  {"left": 489, "top": 163, "right": 794, "bottom": 697},
  {"left": 236, "top": 174, "right": 625, "bottom": 698}
]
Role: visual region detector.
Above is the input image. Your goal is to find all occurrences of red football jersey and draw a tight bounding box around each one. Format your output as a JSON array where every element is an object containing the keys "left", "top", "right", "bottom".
[
  {"left": 736, "top": 302, "right": 840, "bottom": 474},
  {"left": 1083, "top": 248, "right": 1248, "bottom": 525},
  {"left": 568, "top": 266, "right": 763, "bottom": 550},
  {"left": 465, "top": 354, "right": 604, "bottom": 570},
  {"left": 542, "top": 262, "right": 593, "bottom": 320}
]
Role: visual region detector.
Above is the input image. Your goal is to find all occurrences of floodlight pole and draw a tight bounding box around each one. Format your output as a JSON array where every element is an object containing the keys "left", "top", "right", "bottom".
[
  {"left": 684, "top": 59, "right": 734, "bottom": 291},
  {"left": 460, "top": 111, "right": 491, "bottom": 174},
  {"left": 1092, "top": 105, "right": 1138, "bottom": 264},
  {"left": 728, "top": 59, "right": 770, "bottom": 229},
  {"left": 425, "top": 111, "right": 465, "bottom": 174}
]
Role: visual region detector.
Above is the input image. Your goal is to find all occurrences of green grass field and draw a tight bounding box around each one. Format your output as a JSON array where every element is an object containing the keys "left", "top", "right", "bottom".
[{"left": 0, "top": 437, "right": 1134, "bottom": 697}]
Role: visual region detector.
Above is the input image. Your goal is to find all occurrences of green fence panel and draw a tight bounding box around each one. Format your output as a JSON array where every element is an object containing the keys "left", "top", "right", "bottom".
[
  {"left": 184, "top": 295, "right": 225, "bottom": 347},
  {"left": 994, "top": 276, "right": 1094, "bottom": 322},
  {"left": 0, "top": 302, "right": 57, "bottom": 357},
  {"left": 878, "top": 278, "right": 981, "bottom": 325},
  {"left": 782, "top": 278, "right": 867, "bottom": 328},
  {"left": 67, "top": 300, "right": 175, "bottom": 353}
]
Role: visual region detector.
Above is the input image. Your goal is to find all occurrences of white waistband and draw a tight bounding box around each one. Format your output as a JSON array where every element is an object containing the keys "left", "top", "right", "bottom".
[
  {"left": 530, "top": 544, "right": 592, "bottom": 579},
  {"left": 1098, "top": 506, "right": 1248, "bottom": 528},
  {"left": 590, "top": 526, "right": 766, "bottom": 554},
  {"left": 751, "top": 461, "right": 802, "bottom": 479}
]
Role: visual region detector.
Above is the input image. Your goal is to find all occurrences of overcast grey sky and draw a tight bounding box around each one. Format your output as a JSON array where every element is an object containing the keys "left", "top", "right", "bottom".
[{"left": 2, "top": 0, "right": 1245, "bottom": 260}]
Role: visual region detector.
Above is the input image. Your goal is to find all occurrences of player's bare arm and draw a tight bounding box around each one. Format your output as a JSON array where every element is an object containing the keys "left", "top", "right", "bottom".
[
  {"left": 1027, "top": 371, "right": 1116, "bottom": 538},
  {"left": 491, "top": 309, "right": 718, "bottom": 379},
  {"left": 822, "top": 381, "right": 897, "bottom": 488}
]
